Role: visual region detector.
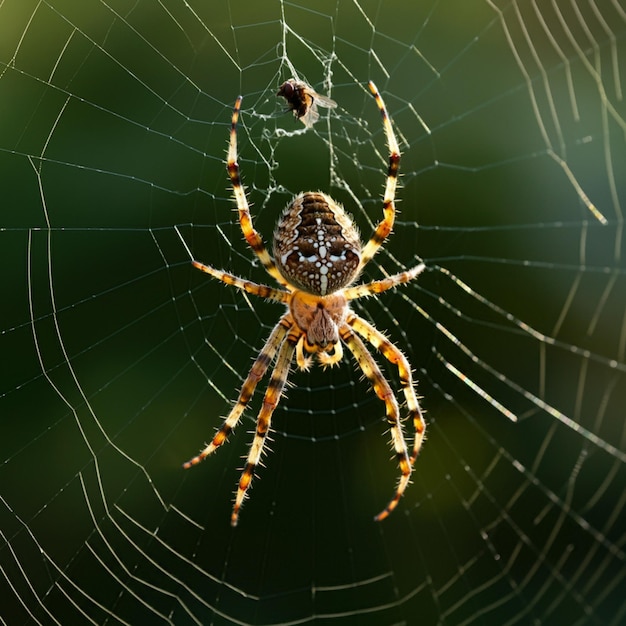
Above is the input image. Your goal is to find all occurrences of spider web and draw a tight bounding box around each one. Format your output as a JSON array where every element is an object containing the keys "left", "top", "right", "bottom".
[{"left": 1, "top": 0, "right": 625, "bottom": 624}]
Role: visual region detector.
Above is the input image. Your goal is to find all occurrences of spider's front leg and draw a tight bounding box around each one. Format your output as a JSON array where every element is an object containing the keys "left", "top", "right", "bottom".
[
  {"left": 339, "top": 325, "right": 412, "bottom": 521},
  {"left": 183, "top": 316, "right": 291, "bottom": 469},
  {"left": 231, "top": 328, "right": 298, "bottom": 526},
  {"left": 347, "top": 313, "right": 426, "bottom": 465}
]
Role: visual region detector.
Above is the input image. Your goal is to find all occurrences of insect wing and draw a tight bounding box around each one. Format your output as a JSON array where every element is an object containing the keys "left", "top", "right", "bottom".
[
  {"left": 299, "top": 89, "right": 336, "bottom": 128},
  {"left": 309, "top": 91, "right": 337, "bottom": 110},
  {"left": 278, "top": 79, "right": 336, "bottom": 128}
]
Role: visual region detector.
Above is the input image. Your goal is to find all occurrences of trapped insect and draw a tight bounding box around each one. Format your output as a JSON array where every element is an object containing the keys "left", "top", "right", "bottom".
[
  {"left": 185, "top": 81, "right": 426, "bottom": 526},
  {"left": 277, "top": 78, "right": 337, "bottom": 128}
]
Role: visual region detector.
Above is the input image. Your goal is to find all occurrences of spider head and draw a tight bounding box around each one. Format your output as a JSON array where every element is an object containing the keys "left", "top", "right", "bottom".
[
  {"left": 274, "top": 191, "right": 362, "bottom": 296},
  {"left": 289, "top": 291, "right": 347, "bottom": 351}
]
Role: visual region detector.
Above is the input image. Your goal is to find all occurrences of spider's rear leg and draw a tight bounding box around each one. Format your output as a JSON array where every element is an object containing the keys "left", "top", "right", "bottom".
[
  {"left": 192, "top": 261, "right": 289, "bottom": 303},
  {"left": 340, "top": 325, "right": 412, "bottom": 521},
  {"left": 359, "top": 81, "right": 401, "bottom": 271},
  {"left": 227, "top": 95, "right": 291, "bottom": 289}
]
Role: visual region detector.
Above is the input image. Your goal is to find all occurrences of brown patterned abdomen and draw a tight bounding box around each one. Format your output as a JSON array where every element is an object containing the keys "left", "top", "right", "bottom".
[{"left": 273, "top": 192, "right": 362, "bottom": 295}]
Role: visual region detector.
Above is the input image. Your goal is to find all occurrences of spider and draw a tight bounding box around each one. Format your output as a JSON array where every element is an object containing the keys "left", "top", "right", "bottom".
[{"left": 185, "top": 81, "right": 426, "bottom": 526}]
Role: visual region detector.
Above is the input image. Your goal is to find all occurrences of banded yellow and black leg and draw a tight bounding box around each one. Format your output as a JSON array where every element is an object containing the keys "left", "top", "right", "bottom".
[
  {"left": 183, "top": 316, "right": 293, "bottom": 469},
  {"left": 340, "top": 325, "right": 412, "bottom": 521},
  {"left": 230, "top": 328, "right": 299, "bottom": 526},
  {"left": 343, "top": 264, "right": 425, "bottom": 301},
  {"left": 359, "top": 81, "right": 401, "bottom": 270},
  {"left": 192, "top": 261, "right": 289, "bottom": 303},
  {"left": 227, "top": 96, "right": 291, "bottom": 289},
  {"left": 347, "top": 313, "right": 426, "bottom": 466}
]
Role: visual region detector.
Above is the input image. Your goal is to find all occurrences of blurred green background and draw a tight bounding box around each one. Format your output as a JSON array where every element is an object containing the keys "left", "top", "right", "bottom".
[{"left": 1, "top": 1, "right": 625, "bottom": 624}]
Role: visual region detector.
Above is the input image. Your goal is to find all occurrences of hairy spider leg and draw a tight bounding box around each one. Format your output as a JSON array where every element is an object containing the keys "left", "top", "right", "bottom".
[
  {"left": 231, "top": 327, "right": 299, "bottom": 526},
  {"left": 183, "top": 315, "right": 292, "bottom": 469},
  {"left": 347, "top": 313, "right": 426, "bottom": 465},
  {"left": 340, "top": 325, "right": 412, "bottom": 521},
  {"left": 228, "top": 96, "right": 292, "bottom": 290},
  {"left": 191, "top": 261, "right": 289, "bottom": 303},
  {"left": 359, "top": 81, "right": 401, "bottom": 270},
  {"left": 342, "top": 263, "right": 426, "bottom": 300}
]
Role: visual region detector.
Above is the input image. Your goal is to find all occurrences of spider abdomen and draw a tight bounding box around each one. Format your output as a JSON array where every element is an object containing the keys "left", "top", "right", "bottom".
[{"left": 273, "top": 191, "right": 361, "bottom": 295}]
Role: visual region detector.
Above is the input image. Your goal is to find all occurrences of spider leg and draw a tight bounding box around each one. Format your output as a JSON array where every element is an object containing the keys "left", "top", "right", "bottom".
[
  {"left": 343, "top": 263, "right": 425, "bottom": 301},
  {"left": 228, "top": 97, "right": 292, "bottom": 290},
  {"left": 359, "top": 81, "right": 401, "bottom": 271},
  {"left": 192, "top": 261, "right": 289, "bottom": 303},
  {"left": 183, "top": 315, "right": 292, "bottom": 469},
  {"left": 231, "top": 328, "right": 299, "bottom": 526},
  {"left": 340, "top": 325, "right": 412, "bottom": 521},
  {"left": 347, "top": 313, "right": 426, "bottom": 466}
]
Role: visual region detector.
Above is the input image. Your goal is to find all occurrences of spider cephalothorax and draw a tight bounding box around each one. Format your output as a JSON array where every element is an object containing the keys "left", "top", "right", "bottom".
[{"left": 185, "top": 82, "right": 426, "bottom": 526}]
